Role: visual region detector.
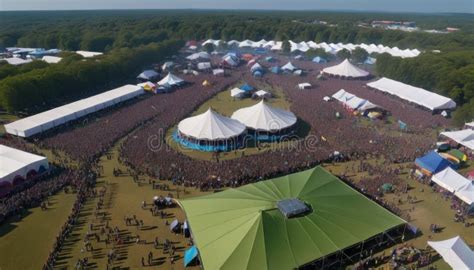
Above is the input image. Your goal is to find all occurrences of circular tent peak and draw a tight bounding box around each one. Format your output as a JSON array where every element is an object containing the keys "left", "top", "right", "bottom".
[
  {"left": 231, "top": 100, "right": 297, "bottom": 132},
  {"left": 322, "top": 58, "right": 370, "bottom": 79}
]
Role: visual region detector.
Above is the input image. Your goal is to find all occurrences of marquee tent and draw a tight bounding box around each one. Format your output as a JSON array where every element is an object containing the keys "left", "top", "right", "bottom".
[
  {"left": 281, "top": 62, "right": 297, "bottom": 72},
  {"left": 252, "top": 90, "right": 271, "bottom": 99},
  {"left": 440, "top": 129, "right": 474, "bottom": 150},
  {"left": 212, "top": 69, "right": 224, "bottom": 76},
  {"left": 157, "top": 73, "right": 185, "bottom": 86},
  {"left": 230, "top": 88, "right": 246, "bottom": 98},
  {"left": 227, "top": 40, "right": 240, "bottom": 46},
  {"left": 137, "top": 70, "right": 159, "bottom": 81},
  {"left": 271, "top": 41, "right": 283, "bottom": 51},
  {"left": 298, "top": 83, "right": 311, "bottom": 90},
  {"left": 231, "top": 100, "right": 296, "bottom": 132},
  {"left": 179, "top": 166, "right": 406, "bottom": 270},
  {"left": 186, "top": 52, "right": 210, "bottom": 61},
  {"left": 239, "top": 39, "right": 255, "bottom": 48},
  {"left": 76, "top": 50, "right": 103, "bottom": 58},
  {"left": 465, "top": 121, "right": 474, "bottom": 129},
  {"left": 42, "top": 56, "right": 62, "bottom": 64},
  {"left": 415, "top": 151, "right": 452, "bottom": 175},
  {"left": 456, "top": 182, "right": 474, "bottom": 205},
  {"left": 428, "top": 236, "right": 474, "bottom": 270},
  {"left": 332, "top": 89, "right": 379, "bottom": 112},
  {"left": 431, "top": 167, "right": 470, "bottom": 193},
  {"left": 4, "top": 85, "right": 144, "bottom": 137},
  {"left": 202, "top": 39, "right": 220, "bottom": 47},
  {"left": 322, "top": 59, "right": 370, "bottom": 79},
  {"left": 1, "top": 57, "right": 32, "bottom": 65},
  {"left": 312, "top": 56, "right": 327, "bottom": 63},
  {"left": 197, "top": 62, "right": 212, "bottom": 70},
  {"left": 367, "top": 77, "right": 456, "bottom": 111},
  {"left": 178, "top": 108, "right": 246, "bottom": 141},
  {"left": 0, "top": 145, "right": 49, "bottom": 184}
]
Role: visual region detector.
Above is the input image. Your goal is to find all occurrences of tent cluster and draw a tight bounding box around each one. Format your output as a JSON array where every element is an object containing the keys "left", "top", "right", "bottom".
[
  {"left": 0, "top": 145, "right": 49, "bottom": 189},
  {"left": 367, "top": 77, "right": 456, "bottom": 112},
  {"left": 4, "top": 85, "right": 144, "bottom": 137},
  {"left": 440, "top": 129, "right": 474, "bottom": 151},
  {"left": 322, "top": 59, "right": 370, "bottom": 79},
  {"left": 431, "top": 167, "right": 474, "bottom": 206},
  {"left": 332, "top": 89, "right": 381, "bottom": 115},
  {"left": 199, "top": 39, "right": 421, "bottom": 58}
]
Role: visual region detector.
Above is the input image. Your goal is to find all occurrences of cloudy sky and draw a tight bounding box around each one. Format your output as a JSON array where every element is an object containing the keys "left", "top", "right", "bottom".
[{"left": 1, "top": 0, "right": 473, "bottom": 13}]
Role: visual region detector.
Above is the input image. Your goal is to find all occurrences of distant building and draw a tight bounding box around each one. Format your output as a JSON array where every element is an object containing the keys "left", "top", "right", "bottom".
[
  {"left": 371, "top": 20, "right": 416, "bottom": 28},
  {"left": 446, "top": 27, "right": 460, "bottom": 32}
]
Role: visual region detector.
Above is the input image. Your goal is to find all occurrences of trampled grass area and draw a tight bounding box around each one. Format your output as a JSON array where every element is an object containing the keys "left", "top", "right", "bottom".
[{"left": 0, "top": 190, "right": 76, "bottom": 270}]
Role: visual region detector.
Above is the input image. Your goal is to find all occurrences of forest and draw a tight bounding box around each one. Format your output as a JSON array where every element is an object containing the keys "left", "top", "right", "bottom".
[{"left": 0, "top": 10, "right": 473, "bottom": 124}]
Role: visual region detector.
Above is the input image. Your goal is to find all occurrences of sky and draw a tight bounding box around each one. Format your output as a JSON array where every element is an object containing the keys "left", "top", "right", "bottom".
[{"left": 0, "top": 0, "right": 473, "bottom": 13}]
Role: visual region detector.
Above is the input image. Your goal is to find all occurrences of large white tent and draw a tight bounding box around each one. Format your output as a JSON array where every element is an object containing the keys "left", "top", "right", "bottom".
[
  {"left": 431, "top": 167, "right": 470, "bottom": 193},
  {"left": 231, "top": 100, "right": 297, "bottom": 132},
  {"left": 230, "top": 88, "right": 246, "bottom": 98},
  {"left": 466, "top": 121, "right": 474, "bottom": 129},
  {"left": 367, "top": 77, "right": 456, "bottom": 111},
  {"left": 0, "top": 145, "right": 49, "bottom": 184},
  {"left": 202, "top": 39, "right": 220, "bottom": 47},
  {"left": 76, "top": 50, "right": 103, "bottom": 58},
  {"left": 1, "top": 57, "right": 33, "bottom": 65},
  {"left": 332, "top": 89, "right": 379, "bottom": 112},
  {"left": 137, "top": 70, "right": 159, "bottom": 80},
  {"left": 42, "top": 56, "right": 62, "bottom": 64},
  {"left": 157, "top": 73, "right": 185, "bottom": 86},
  {"left": 178, "top": 108, "right": 246, "bottom": 141},
  {"left": 456, "top": 182, "right": 474, "bottom": 205},
  {"left": 281, "top": 62, "right": 297, "bottom": 72},
  {"left": 428, "top": 236, "right": 474, "bottom": 270},
  {"left": 186, "top": 52, "right": 210, "bottom": 61},
  {"left": 4, "top": 85, "right": 144, "bottom": 138},
  {"left": 239, "top": 39, "right": 255, "bottom": 48},
  {"left": 440, "top": 129, "right": 474, "bottom": 150},
  {"left": 322, "top": 59, "right": 370, "bottom": 79}
]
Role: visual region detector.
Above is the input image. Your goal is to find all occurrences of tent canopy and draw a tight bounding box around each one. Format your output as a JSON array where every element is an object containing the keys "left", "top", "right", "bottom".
[
  {"left": 179, "top": 166, "right": 405, "bottom": 270},
  {"left": 415, "top": 151, "right": 452, "bottom": 174},
  {"left": 367, "top": 77, "right": 456, "bottom": 111},
  {"left": 157, "top": 73, "right": 185, "bottom": 86},
  {"left": 178, "top": 108, "right": 246, "bottom": 140},
  {"left": 230, "top": 88, "right": 246, "bottom": 98},
  {"left": 431, "top": 167, "right": 470, "bottom": 193},
  {"left": 322, "top": 59, "right": 370, "bottom": 78},
  {"left": 253, "top": 90, "right": 271, "bottom": 98},
  {"left": 186, "top": 51, "right": 210, "bottom": 61},
  {"left": 281, "top": 62, "right": 297, "bottom": 72},
  {"left": 428, "top": 236, "right": 474, "bottom": 270},
  {"left": 440, "top": 129, "right": 474, "bottom": 150},
  {"left": 137, "top": 70, "right": 159, "bottom": 80},
  {"left": 0, "top": 145, "right": 49, "bottom": 183},
  {"left": 312, "top": 56, "right": 327, "bottom": 63}
]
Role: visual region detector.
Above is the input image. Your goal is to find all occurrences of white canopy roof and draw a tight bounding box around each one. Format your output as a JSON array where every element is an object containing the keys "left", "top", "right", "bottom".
[
  {"left": 1, "top": 57, "right": 33, "bottom": 65},
  {"left": 271, "top": 41, "right": 283, "bottom": 51},
  {"left": 298, "top": 83, "right": 312, "bottom": 89},
  {"left": 212, "top": 69, "right": 224, "bottom": 76},
  {"left": 76, "top": 50, "right": 103, "bottom": 58},
  {"left": 253, "top": 90, "right": 271, "bottom": 98},
  {"left": 323, "top": 59, "right": 370, "bottom": 78},
  {"left": 367, "top": 77, "right": 456, "bottom": 111},
  {"left": 0, "top": 145, "right": 49, "bottom": 183},
  {"left": 456, "top": 182, "right": 474, "bottom": 205},
  {"left": 202, "top": 39, "right": 220, "bottom": 47},
  {"left": 137, "top": 70, "right": 159, "bottom": 80},
  {"left": 230, "top": 88, "right": 246, "bottom": 98},
  {"left": 4, "top": 85, "right": 143, "bottom": 137},
  {"left": 440, "top": 129, "right": 474, "bottom": 150},
  {"left": 332, "top": 89, "right": 379, "bottom": 111},
  {"left": 428, "top": 236, "right": 474, "bottom": 270},
  {"left": 157, "top": 73, "right": 184, "bottom": 86},
  {"left": 227, "top": 40, "right": 240, "bottom": 46},
  {"left": 281, "top": 62, "right": 297, "bottom": 72},
  {"left": 239, "top": 39, "right": 255, "bottom": 48},
  {"left": 197, "top": 62, "right": 212, "bottom": 70},
  {"left": 42, "top": 56, "right": 62, "bottom": 64},
  {"left": 466, "top": 121, "right": 474, "bottom": 129},
  {"left": 231, "top": 100, "right": 297, "bottom": 132},
  {"left": 186, "top": 52, "right": 210, "bottom": 61},
  {"left": 178, "top": 108, "right": 246, "bottom": 140},
  {"left": 432, "top": 167, "right": 470, "bottom": 193}
]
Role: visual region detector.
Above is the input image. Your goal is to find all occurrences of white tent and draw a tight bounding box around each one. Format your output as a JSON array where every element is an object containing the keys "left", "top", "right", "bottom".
[
  {"left": 428, "top": 236, "right": 474, "bottom": 270},
  {"left": 231, "top": 100, "right": 297, "bottom": 132},
  {"left": 4, "top": 85, "right": 144, "bottom": 137},
  {"left": 178, "top": 108, "right": 246, "bottom": 140},
  {"left": 230, "top": 88, "right": 246, "bottom": 98},
  {"left": 263, "top": 40, "right": 276, "bottom": 48},
  {"left": 250, "top": 63, "right": 263, "bottom": 73},
  {"left": 332, "top": 89, "right": 355, "bottom": 102},
  {"left": 281, "top": 62, "right": 297, "bottom": 72},
  {"left": 1, "top": 57, "right": 33, "bottom": 65},
  {"left": 76, "top": 50, "right": 103, "bottom": 58},
  {"left": 332, "top": 89, "right": 379, "bottom": 111},
  {"left": 227, "top": 40, "right": 240, "bottom": 46},
  {"left": 367, "top": 77, "right": 456, "bottom": 111},
  {"left": 322, "top": 59, "right": 370, "bottom": 78},
  {"left": 212, "top": 69, "right": 225, "bottom": 76},
  {"left": 186, "top": 52, "right": 210, "bottom": 61},
  {"left": 157, "top": 73, "right": 185, "bottom": 86},
  {"left": 431, "top": 167, "right": 470, "bottom": 193},
  {"left": 298, "top": 83, "right": 312, "bottom": 90},
  {"left": 197, "top": 62, "right": 212, "bottom": 70},
  {"left": 137, "top": 70, "right": 159, "bottom": 80},
  {"left": 239, "top": 40, "right": 255, "bottom": 48},
  {"left": 253, "top": 39, "right": 267, "bottom": 48},
  {"left": 465, "top": 121, "right": 474, "bottom": 129},
  {"left": 202, "top": 39, "right": 220, "bottom": 47},
  {"left": 271, "top": 41, "right": 283, "bottom": 51},
  {"left": 0, "top": 145, "right": 49, "bottom": 184},
  {"left": 42, "top": 56, "right": 62, "bottom": 64},
  {"left": 253, "top": 90, "right": 271, "bottom": 98},
  {"left": 221, "top": 55, "right": 239, "bottom": 67},
  {"left": 161, "top": 61, "right": 174, "bottom": 71},
  {"left": 440, "top": 129, "right": 474, "bottom": 150},
  {"left": 456, "top": 182, "right": 474, "bottom": 205}
]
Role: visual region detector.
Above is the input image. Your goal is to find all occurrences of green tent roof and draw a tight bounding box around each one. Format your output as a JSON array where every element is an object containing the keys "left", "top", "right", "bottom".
[{"left": 179, "top": 166, "right": 405, "bottom": 270}]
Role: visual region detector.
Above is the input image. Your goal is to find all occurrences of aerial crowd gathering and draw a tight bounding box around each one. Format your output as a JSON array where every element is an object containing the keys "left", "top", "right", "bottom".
[{"left": 1, "top": 39, "right": 473, "bottom": 270}]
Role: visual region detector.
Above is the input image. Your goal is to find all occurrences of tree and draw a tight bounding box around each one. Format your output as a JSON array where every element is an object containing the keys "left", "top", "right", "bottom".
[
  {"left": 336, "top": 48, "right": 351, "bottom": 60},
  {"left": 282, "top": 40, "right": 291, "bottom": 54},
  {"left": 351, "top": 47, "right": 369, "bottom": 63}
]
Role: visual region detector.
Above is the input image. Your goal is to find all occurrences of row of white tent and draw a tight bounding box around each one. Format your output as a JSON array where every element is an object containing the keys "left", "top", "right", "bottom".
[
  {"left": 178, "top": 101, "right": 297, "bottom": 141},
  {"left": 0, "top": 145, "right": 49, "bottom": 184},
  {"left": 332, "top": 89, "right": 379, "bottom": 112},
  {"left": 440, "top": 129, "right": 474, "bottom": 151},
  {"left": 201, "top": 39, "right": 421, "bottom": 58},
  {"left": 4, "top": 85, "right": 144, "bottom": 137},
  {"left": 431, "top": 167, "right": 474, "bottom": 205}
]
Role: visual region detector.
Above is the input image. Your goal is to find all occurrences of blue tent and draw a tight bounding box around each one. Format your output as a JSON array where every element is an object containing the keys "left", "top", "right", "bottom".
[
  {"left": 184, "top": 246, "right": 198, "bottom": 267},
  {"left": 415, "top": 151, "right": 452, "bottom": 174},
  {"left": 312, "top": 56, "right": 327, "bottom": 63},
  {"left": 240, "top": 83, "right": 254, "bottom": 92},
  {"left": 253, "top": 70, "right": 263, "bottom": 77},
  {"left": 271, "top": 66, "right": 281, "bottom": 74}
]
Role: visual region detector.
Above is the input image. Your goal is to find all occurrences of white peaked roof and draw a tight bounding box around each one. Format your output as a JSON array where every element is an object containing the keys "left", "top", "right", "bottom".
[
  {"left": 271, "top": 41, "right": 283, "bottom": 51},
  {"left": 157, "top": 73, "right": 184, "bottom": 86},
  {"left": 4, "top": 85, "right": 144, "bottom": 137},
  {"left": 239, "top": 39, "right": 255, "bottom": 47},
  {"left": 42, "top": 56, "right": 62, "bottom": 64},
  {"left": 254, "top": 39, "right": 267, "bottom": 47},
  {"left": 332, "top": 89, "right": 355, "bottom": 102},
  {"left": 231, "top": 100, "right": 297, "bottom": 132},
  {"left": 263, "top": 40, "right": 276, "bottom": 48},
  {"left": 227, "top": 40, "right": 240, "bottom": 46},
  {"left": 0, "top": 145, "right": 49, "bottom": 183},
  {"left": 178, "top": 109, "right": 246, "bottom": 140},
  {"left": 202, "top": 39, "right": 220, "bottom": 46},
  {"left": 456, "top": 182, "right": 474, "bottom": 205},
  {"left": 298, "top": 83, "right": 311, "bottom": 89},
  {"left": 367, "top": 77, "right": 456, "bottom": 111},
  {"left": 250, "top": 63, "right": 263, "bottom": 72},
  {"left": 432, "top": 167, "right": 470, "bottom": 193},
  {"left": 428, "top": 236, "right": 474, "bottom": 270},
  {"left": 253, "top": 90, "right": 271, "bottom": 98},
  {"left": 466, "top": 121, "right": 474, "bottom": 128},
  {"left": 76, "top": 50, "right": 103, "bottom": 58},
  {"left": 1, "top": 57, "right": 33, "bottom": 65},
  {"left": 137, "top": 70, "right": 159, "bottom": 80},
  {"left": 281, "top": 62, "right": 297, "bottom": 72},
  {"left": 323, "top": 59, "right": 370, "bottom": 78},
  {"left": 186, "top": 51, "right": 210, "bottom": 61},
  {"left": 197, "top": 62, "right": 211, "bottom": 70},
  {"left": 212, "top": 69, "right": 224, "bottom": 76},
  {"left": 230, "top": 88, "right": 246, "bottom": 98},
  {"left": 440, "top": 129, "right": 474, "bottom": 150},
  {"left": 332, "top": 89, "right": 379, "bottom": 111}
]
